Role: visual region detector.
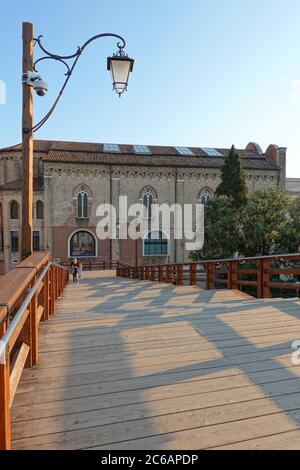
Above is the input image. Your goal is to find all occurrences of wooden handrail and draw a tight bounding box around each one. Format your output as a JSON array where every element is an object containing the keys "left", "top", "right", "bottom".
[
  {"left": 0, "top": 253, "right": 69, "bottom": 450},
  {"left": 60, "top": 259, "right": 121, "bottom": 271},
  {"left": 117, "top": 253, "right": 300, "bottom": 300}
]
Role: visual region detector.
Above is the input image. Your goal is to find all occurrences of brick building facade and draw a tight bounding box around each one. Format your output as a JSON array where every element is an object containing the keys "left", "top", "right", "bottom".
[
  {"left": 286, "top": 178, "right": 300, "bottom": 199},
  {"left": 0, "top": 140, "right": 286, "bottom": 274}
]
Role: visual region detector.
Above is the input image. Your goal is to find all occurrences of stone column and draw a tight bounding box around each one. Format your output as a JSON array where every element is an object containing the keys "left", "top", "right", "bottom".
[
  {"left": 3, "top": 195, "right": 11, "bottom": 272},
  {"left": 43, "top": 174, "right": 53, "bottom": 258},
  {"left": 111, "top": 175, "right": 120, "bottom": 261},
  {"left": 277, "top": 147, "right": 287, "bottom": 189},
  {"left": 175, "top": 175, "right": 185, "bottom": 264}
]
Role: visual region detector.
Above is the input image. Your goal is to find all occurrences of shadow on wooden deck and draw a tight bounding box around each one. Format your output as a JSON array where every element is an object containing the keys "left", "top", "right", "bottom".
[{"left": 10, "top": 271, "right": 300, "bottom": 450}]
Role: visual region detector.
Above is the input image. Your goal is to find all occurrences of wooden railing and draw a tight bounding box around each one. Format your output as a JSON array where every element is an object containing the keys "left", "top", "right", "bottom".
[
  {"left": 0, "top": 253, "right": 69, "bottom": 450},
  {"left": 61, "top": 260, "right": 121, "bottom": 271},
  {"left": 117, "top": 254, "right": 300, "bottom": 299}
]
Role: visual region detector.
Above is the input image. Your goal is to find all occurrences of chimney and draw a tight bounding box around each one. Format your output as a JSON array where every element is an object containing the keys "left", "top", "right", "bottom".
[{"left": 265, "top": 144, "right": 287, "bottom": 189}]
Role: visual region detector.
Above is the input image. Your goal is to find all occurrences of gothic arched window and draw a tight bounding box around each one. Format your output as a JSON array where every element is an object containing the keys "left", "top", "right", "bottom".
[
  {"left": 139, "top": 186, "right": 157, "bottom": 219},
  {"left": 198, "top": 188, "right": 214, "bottom": 205},
  {"left": 36, "top": 200, "right": 44, "bottom": 219},
  {"left": 77, "top": 187, "right": 89, "bottom": 218},
  {"left": 10, "top": 200, "right": 19, "bottom": 220}
]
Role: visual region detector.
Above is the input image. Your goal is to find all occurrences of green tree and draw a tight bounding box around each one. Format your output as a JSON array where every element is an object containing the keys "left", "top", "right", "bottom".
[
  {"left": 241, "top": 187, "right": 290, "bottom": 256},
  {"left": 190, "top": 195, "right": 243, "bottom": 260},
  {"left": 190, "top": 187, "right": 295, "bottom": 261},
  {"left": 279, "top": 197, "right": 300, "bottom": 253},
  {"left": 216, "top": 145, "right": 248, "bottom": 207}
]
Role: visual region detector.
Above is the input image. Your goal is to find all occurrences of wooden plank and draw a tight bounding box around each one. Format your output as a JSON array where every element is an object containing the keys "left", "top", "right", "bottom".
[
  {"left": 16, "top": 349, "right": 300, "bottom": 396},
  {"left": 37, "top": 305, "right": 44, "bottom": 324},
  {"left": 11, "top": 373, "right": 300, "bottom": 426},
  {"left": 12, "top": 406, "right": 300, "bottom": 450},
  {"left": 36, "top": 281, "right": 44, "bottom": 297},
  {"left": 0, "top": 306, "right": 7, "bottom": 328},
  {"left": 83, "top": 414, "right": 300, "bottom": 450},
  {"left": 12, "top": 360, "right": 300, "bottom": 409},
  {"left": 37, "top": 302, "right": 300, "bottom": 331},
  {"left": 212, "top": 429, "right": 300, "bottom": 450},
  {"left": 10, "top": 343, "right": 30, "bottom": 406},
  {"left": 7, "top": 309, "right": 30, "bottom": 352},
  {"left": 36, "top": 326, "right": 300, "bottom": 356},
  {"left": 36, "top": 312, "right": 300, "bottom": 340},
  {"left": 12, "top": 388, "right": 300, "bottom": 442}
]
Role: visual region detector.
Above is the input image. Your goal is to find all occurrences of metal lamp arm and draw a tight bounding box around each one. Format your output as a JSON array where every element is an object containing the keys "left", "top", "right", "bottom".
[{"left": 29, "top": 33, "right": 126, "bottom": 133}]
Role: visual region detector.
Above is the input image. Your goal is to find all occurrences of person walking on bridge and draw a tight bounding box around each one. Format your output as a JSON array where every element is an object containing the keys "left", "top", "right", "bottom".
[{"left": 71, "top": 258, "right": 80, "bottom": 284}]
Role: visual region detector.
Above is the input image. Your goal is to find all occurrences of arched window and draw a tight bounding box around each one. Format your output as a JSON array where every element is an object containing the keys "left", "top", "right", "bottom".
[
  {"left": 198, "top": 188, "right": 213, "bottom": 205},
  {"left": 69, "top": 230, "right": 96, "bottom": 258},
  {"left": 77, "top": 187, "right": 88, "bottom": 218},
  {"left": 36, "top": 200, "right": 44, "bottom": 219},
  {"left": 10, "top": 201, "right": 19, "bottom": 220},
  {"left": 144, "top": 230, "right": 168, "bottom": 256},
  {"left": 139, "top": 186, "right": 157, "bottom": 219}
]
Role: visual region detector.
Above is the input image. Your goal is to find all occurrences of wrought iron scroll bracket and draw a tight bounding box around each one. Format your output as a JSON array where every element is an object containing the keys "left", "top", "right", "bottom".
[{"left": 27, "top": 33, "right": 126, "bottom": 133}]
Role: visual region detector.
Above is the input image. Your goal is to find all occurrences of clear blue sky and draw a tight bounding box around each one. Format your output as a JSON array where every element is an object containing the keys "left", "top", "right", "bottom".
[{"left": 0, "top": 0, "right": 300, "bottom": 176}]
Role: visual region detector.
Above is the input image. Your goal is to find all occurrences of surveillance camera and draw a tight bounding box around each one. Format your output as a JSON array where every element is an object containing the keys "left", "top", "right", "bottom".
[
  {"left": 23, "top": 71, "right": 48, "bottom": 96},
  {"left": 33, "top": 79, "right": 48, "bottom": 96}
]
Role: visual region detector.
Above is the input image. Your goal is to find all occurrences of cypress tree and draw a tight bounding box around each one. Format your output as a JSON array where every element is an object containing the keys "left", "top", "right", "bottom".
[{"left": 216, "top": 145, "right": 248, "bottom": 206}]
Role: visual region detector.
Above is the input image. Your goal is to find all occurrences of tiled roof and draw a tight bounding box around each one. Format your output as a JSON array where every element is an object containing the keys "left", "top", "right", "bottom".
[
  {"left": 0, "top": 140, "right": 280, "bottom": 171},
  {"left": 41, "top": 150, "right": 277, "bottom": 170},
  {"left": 0, "top": 177, "right": 44, "bottom": 191}
]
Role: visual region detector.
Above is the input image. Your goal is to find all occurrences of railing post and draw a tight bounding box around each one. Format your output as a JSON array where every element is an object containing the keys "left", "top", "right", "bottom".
[
  {"left": 189, "top": 264, "right": 197, "bottom": 286},
  {"left": 206, "top": 262, "right": 215, "bottom": 290},
  {"left": 50, "top": 267, "right": 55, "bottom": 315},
  {"left": 167, "top": 265, "right": 172, "bottom": 284},
  {"left": 60, "top": 268, "right": 63, "bottom": 296},
  {"left": 59, "top": 268, "right": 62, "bottom": 297},
  {"left": 158, "top": 265, "right": 163, "bottom": 283},
  {"left": 57, "top": 268, "right": 60, "bottom": 298},
  {"left": 176, "top": 265, "right": 184, "bottom": 286},
  {"left": 228, "top": 261, "right": 238, "bottom": 290},
  {"left": 44, "top": 270, "right": 49, "bottom": 321},
  {"left": 55, "top": 267, "right": 59, "bottom": 300},
  {"left": 0, "top": 348, "right": 10, "bottom": 450},
  {"left": 261, "top": 258, "right": 271, "bottom": 299}
]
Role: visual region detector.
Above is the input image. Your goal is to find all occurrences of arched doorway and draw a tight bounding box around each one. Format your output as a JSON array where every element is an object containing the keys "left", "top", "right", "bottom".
[{"left": 68, "top": 230, "right": 97, "bottom": 258}]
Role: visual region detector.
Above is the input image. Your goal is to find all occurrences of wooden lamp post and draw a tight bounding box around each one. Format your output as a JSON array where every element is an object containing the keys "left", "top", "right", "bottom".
[{"left": 21, "top": 22, "right": 34, "bottom": 259}]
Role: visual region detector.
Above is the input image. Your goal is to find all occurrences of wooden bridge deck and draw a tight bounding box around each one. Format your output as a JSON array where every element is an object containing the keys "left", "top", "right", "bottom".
[{"left": 10, "top": 271, "right": 300, "bottom": 450}]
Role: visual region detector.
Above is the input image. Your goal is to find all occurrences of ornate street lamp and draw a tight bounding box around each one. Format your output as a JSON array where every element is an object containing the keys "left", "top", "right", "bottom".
[
  {"left": 107, "top": 51, "right": 134, "bottom": 97},
  {"left": 21, "top": 23, "right": 134, "bottom": 259}
]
